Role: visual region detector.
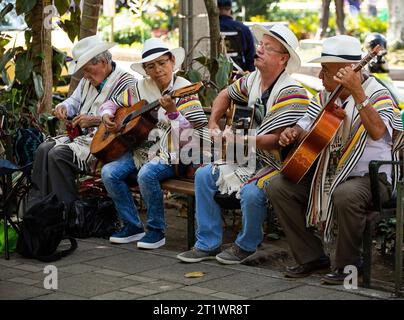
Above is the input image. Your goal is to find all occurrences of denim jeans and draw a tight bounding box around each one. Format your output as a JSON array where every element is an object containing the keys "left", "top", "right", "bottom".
[
  {"left": 101, "top": 152, "right": 142, "bottom": 228},
  {"left": 138, "top": 159, "right": 177, "bottom": 232},
  {"left": 102, "top": 152, "right": 182, "bottom": 233},
  {"left": 194, "top": 164, "right": 268, "bottom": 252}
]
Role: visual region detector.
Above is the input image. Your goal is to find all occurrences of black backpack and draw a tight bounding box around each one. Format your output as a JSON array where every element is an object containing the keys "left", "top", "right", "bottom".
[
  {"left": 17, "top": 193, "right": 77, "bottom": 262},
  {"left": 68, "top": 196, "right": 120, "bottom": 239},
  {"left": 13, "top": 127, "right": 45, "bottom": 166}
]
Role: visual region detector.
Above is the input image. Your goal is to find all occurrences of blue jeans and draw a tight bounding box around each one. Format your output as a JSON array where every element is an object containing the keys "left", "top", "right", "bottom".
[
  {"left": 194, "top": 164, "right": 268, "bottom": 252},
  {"left": 101, "top": 153, "right": 176, "bottom": 232}
]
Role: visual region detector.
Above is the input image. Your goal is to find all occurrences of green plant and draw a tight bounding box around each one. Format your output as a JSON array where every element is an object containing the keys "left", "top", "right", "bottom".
[
  {"left": 178, "top": 53, "right": 233, "bottom": 108},
  {"left": 375, "top": 218, "right": 402, "bottom": 255}
]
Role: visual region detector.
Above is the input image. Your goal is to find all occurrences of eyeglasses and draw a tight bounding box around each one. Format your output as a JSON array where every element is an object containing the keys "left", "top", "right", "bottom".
[
  {"left": 143, "top": 58, "right": 171, "bottom": 72},
  {"left": 256, "top": 42, "right": 288, "bottom": 55}
]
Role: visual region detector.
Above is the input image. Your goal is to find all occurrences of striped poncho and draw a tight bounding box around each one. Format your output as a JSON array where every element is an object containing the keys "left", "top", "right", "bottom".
[
  {"left": 54, "top": 65, "right": 135, "bottom": 171},
  {"left": 303, "top": 77, "right": 404, "bottom": 240},
  {"left": 113, "top": 75, "right": 208, "bottom": 168},
  {"left": 216, "top": 70, "right": 309, "bottom": 196}
]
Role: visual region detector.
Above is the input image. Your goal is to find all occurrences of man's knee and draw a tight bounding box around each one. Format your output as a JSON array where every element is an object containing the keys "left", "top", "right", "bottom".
[
  {"left": 195, "top": 164, "right": 213, "bottom": 184},
  {"left": 240, "top": 183, "right": 265, "bottom": 205},
  {"left": 48, "top": 145, "right": 70, "bottom": 164},
  {"left": 137, "top": 164, "right": 157, "bottom": 185},
  {"left": 264, "top": 174, "right": 284, "bottom": 200},
  {"left": 101, "top": 163, "right": 117, "bottom": 182},
  {"left": 332, "top": 182, "right": 359, "bottom": 210}
]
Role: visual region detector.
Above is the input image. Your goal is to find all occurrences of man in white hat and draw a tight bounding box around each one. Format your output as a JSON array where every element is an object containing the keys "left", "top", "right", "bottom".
[
  {"left": 31, "top": 35, "right": 135, "bottom": 208},
  {"left": 177, "top": 24, "right": 309, "bottom": 264},
  {"left": 266, "top": 35, "right": 404, "bottom": 284},
  {"left": 99, "top": 38, "right": 208, "bottom": 249}
]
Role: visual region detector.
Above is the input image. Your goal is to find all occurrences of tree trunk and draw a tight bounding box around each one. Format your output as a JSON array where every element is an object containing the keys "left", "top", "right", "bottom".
[
  {"left": 387, "top": 0, "right": 404, "bottom": 49},
  {"left": 68, "top": 0, "right": 102, "bottom": 95},
  {"left": 203, "top": 0, "right": 221, "bottom": 61},
  {"left": 31, "top": 0, "right": 53, "bottom": 114}
]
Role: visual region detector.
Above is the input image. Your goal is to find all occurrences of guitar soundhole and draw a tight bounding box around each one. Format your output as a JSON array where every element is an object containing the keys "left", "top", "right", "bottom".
[{"left": 103, "top": 130, "right": 110, "bottom": 140}]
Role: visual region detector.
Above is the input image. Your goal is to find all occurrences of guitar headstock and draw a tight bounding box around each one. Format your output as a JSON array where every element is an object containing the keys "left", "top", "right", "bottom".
[
  {"left": 354, "top": 44, "right": 382, "bottom": 72},
  {"left": 171, "top": 81, "right": 204, "bottom": 98}
]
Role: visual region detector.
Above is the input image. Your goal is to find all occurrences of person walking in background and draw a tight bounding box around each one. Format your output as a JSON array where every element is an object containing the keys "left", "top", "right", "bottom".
[
  {"left": 368, "top": 0, "right": 377, "bottom": 16},
  {"left": 315, "top": 0, "right": 346, "bottom": 39},
  {"left": 348, "top": 0, "right": 361, "bottom": 15}
]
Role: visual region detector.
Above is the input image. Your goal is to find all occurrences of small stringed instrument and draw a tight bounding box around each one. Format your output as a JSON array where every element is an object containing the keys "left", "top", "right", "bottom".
[
  {"left": 91, "top": 82, "right": 204, "bottom": 163},
  {"left": 281, "top": 45, "right": 382, "bottom": 183},
  {"left": 216, "top": 100, "right": 255, "bottom": 161},
  {"left": 66, "top": 115, "right": 83, "bottom": 142}
]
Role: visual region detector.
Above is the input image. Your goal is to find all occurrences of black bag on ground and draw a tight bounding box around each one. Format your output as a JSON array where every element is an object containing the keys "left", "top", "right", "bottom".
[
  {"left": 68, "top": 196, "right": 120, "bottom": 239},
  {"left": 17, "top": 193, "right": 77, "bottom": 262}
]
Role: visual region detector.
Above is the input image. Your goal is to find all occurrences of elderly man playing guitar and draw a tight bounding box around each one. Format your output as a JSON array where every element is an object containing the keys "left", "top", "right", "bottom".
[
  {"left": 266, "top": 35, "right": 404, "bottom": 284},
  {"left": 31, "top": 36, "right": 134, "bottom": 208},
  {"left": 98, "top": 38, "right": 207, "bottom": 249},
  {"left": 177, "top": 24, "right": 309, "bottom": 265}
]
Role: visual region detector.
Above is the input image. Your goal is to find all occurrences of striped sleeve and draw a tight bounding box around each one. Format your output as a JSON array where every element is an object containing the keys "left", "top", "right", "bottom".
[
  {"left": 177, "top": 94, "right": 208, "bottom": 129},
  {"left": 228, "top": 74, "right": 249, "bottom": 104}
]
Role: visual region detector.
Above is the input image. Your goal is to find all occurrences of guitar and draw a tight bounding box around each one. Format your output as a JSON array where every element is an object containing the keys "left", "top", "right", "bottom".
[
  {"left": 90, "top": 82, "right": 204, "bottom": 163},
  {"left": 281, "top": 45, "right": 382, "bottom": 183},
  {"left": 211, "top": 100, "right": 255, "bottom": 163}
]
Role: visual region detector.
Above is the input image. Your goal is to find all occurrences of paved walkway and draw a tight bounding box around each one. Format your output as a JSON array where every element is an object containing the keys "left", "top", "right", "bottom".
[{"left": 0, "top": 237, "right": 400, "bottom": 300}]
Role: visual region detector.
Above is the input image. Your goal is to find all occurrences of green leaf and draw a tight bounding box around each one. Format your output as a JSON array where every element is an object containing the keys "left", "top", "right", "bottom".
[
  {"left": 201, "top": 87, "right": 218, "bottom": 108},
  {"left": 0, "top": 36, "right": 11, "bottom": 49},
  {"left": 36, "top": 52, "right": 45, "bottom": 61},
  {"left": 32, "top": 71, "right": 44, "bottom": 99},
  {"left": 0, "top": 48, "right": 17, "bottom": 73},
  {"left": 16, "top": 0, "right": 38, "bottom": 15},
  {"left": 15, "top": 53, "right": 33, "bottom": 83},
  {"left": 187, "top": 69, "right": 202, "bottom": 83},
  {"left": 54, "top": 0, "right": 70, "bottom": 16},
  {"left": 24, "top": 30, "right": 32, "bottom": 47},
  {"left": 1, "top": 68, "right": 10, "bottom": 86}
]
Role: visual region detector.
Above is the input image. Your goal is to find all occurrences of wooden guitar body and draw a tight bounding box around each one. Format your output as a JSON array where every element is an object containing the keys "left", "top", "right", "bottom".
[
  {"left": 90, "top": 100, "right": 157, "bottom": 163},
  {"left": 281, "top": 104, "right": 345, "bottom": 183},
  {"left": 91, "top": 81, "right": 204, "bottom": 163},
  {"left": 280, "top": 45, "right": 381, "bottom": 183}
]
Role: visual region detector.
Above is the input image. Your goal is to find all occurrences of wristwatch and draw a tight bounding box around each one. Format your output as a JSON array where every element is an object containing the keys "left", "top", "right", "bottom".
[{"left": 355, "top": 97, "right": 370, "bottom": 111}]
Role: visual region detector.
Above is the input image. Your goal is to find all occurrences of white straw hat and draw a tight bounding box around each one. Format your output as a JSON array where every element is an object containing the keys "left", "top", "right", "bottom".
[
  {"left": 251, "top": 23, "right": 301, "bottom": 73},
  {"left": 130, "top": 38, "right": 185, "bottom": 76},
  {"left": 67, "top": 35, "right": 115, "bottom": 75},
  {"left": 308, "top": 35, "right": 364, "bottom": 63}
]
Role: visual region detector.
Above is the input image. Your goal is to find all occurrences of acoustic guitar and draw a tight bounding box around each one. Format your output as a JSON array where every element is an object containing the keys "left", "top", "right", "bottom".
[
  {"left": 281, "top": 45, "right": 382, "bottom": 183},
  {"left": 91, "top": 82, "right": 204, "bottom": 163}
]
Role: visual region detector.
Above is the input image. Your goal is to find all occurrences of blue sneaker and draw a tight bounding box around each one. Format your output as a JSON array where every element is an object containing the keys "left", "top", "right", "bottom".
[
  {"left": 137, "top": 229, "right": 166, "bottom": 249},
  {"left": 109, "top": 224, "right": 145, "bottom": 244}
]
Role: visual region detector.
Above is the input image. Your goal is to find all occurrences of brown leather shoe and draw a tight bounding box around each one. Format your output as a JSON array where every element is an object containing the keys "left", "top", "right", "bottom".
[{"left": 285, "top": 256, "right": 331, "bottom": 278}]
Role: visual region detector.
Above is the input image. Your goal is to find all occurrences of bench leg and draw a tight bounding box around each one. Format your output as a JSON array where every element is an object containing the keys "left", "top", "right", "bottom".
[
  {"left": 395, "top": 182, "right": 404, "bottom": 297},
  {"left": 363, "top": 219, "right": 373, "bottom": 288},
  {"left": 187, "top": 195, "right": 195, "bottom": 250}
]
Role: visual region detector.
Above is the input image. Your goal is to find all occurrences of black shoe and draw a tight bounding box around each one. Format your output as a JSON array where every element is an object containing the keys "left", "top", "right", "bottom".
[
  {"left": 321, "top": 266, "right": 363, "bottom": 285},
  {"left": 285, "top": 256, "right": 331, "bottom": 278}
]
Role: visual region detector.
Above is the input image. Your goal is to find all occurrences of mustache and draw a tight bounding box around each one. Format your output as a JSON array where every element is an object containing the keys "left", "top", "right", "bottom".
[{"left": 254, "top": 54, "right": 259, "bottom": 59}]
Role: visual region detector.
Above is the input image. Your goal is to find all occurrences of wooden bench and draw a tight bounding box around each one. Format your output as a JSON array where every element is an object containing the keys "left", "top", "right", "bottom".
[{"left": 160, "top": 178, "right": 195, "bottom": 249}]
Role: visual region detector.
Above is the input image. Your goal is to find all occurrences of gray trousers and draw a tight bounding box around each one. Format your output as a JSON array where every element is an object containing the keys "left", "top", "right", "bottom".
[
  {"left": 265, "top": 172, "right": 391, "bottom": 268},
  {"left": 318, "top": 0, "right": 345, "bottom": 37},
  {"left": 31, "top": 140, "right": 80, "bottom": 206}
]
